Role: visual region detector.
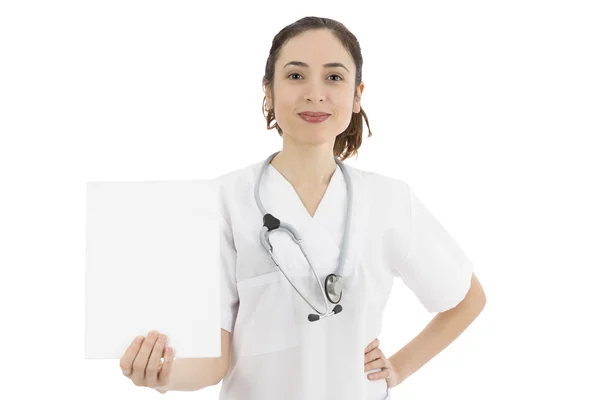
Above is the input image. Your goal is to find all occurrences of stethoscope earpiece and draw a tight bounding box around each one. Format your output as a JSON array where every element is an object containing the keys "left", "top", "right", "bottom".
[{"left": 308, "top": 304, "right": 343, "bottom": 322}]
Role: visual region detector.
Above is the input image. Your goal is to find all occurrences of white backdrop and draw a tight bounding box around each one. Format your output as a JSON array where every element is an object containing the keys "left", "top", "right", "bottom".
[{"left": 1, "top": 0, "right": 599, "bottom": 398}]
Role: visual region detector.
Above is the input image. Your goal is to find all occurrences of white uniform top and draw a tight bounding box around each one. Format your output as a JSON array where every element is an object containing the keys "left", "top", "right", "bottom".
[{"left": 215, "top": 158, "right": 474, "bottom": 400}]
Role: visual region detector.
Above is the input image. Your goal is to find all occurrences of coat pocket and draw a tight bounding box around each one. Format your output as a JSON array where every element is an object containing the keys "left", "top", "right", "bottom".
[{"left": 235, "top": 270, "right": 300, "bottom": 356}]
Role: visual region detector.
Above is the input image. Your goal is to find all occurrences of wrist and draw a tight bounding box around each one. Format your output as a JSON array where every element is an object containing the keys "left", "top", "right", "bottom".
[{"left": 389, "top": 352, "right": 413, "bottom": 381}]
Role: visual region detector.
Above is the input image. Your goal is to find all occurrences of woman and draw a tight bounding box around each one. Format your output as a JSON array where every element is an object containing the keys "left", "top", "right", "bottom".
[
  {"left": 216, "top": 16, "right": 485, "bottom": 400},
  {"left": 122, "top": 16, "right": 486, "bottom": 400}
]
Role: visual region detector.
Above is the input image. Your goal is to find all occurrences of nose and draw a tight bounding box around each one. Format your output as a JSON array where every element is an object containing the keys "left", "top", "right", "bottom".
[
  {"left": 303, "top": 82, "right": 326, "bottom": 104},
  {"left": 304, "top": 95, "right": 325, "bottom": 105}
]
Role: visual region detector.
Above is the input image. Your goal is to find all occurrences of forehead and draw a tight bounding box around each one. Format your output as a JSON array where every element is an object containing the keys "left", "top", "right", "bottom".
[{"left": 277, "top": 29, "right": 354, "bottom": 73}]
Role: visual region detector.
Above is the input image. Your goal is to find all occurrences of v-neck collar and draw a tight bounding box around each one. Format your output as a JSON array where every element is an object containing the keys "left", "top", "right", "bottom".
[
  {"left": 254, "top": 158, "right": 368, "bottom": 280},
  {"left": 267, "top": 162, "right": 341, "bottom": 224}
]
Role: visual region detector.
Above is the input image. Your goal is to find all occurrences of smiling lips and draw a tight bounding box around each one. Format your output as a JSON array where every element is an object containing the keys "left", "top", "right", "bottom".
[
  {"left": 299, "top": 112, "right": 330, "bottom": 123},
  {"left": 299, "top": 112, "right": 330, "bottom": 117}
]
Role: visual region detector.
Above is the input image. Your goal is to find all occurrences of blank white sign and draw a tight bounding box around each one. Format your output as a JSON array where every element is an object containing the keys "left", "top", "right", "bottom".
[{"left": 84, "top": 179, "right": 221, "bottom": 359}]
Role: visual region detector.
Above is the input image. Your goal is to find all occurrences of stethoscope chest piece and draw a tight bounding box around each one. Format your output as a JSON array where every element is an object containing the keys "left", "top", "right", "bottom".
[{"left": 325, "top": 273, "right": 343, "bottom": 304}]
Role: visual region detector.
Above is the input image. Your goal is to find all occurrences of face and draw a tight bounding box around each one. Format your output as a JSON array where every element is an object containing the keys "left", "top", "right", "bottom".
[{"left": 265, "top": 29, "right": 365, "bottom": 148}]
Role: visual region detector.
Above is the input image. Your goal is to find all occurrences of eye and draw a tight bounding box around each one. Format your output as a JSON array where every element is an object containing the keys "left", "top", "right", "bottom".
[{"left": 287, "top": 73, "right": 343, "bottom": 81}]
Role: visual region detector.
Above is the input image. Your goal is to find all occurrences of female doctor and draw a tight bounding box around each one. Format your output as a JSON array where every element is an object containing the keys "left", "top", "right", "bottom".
[{"left": 120, "top": 16, "right": 486, "bottom": 400}]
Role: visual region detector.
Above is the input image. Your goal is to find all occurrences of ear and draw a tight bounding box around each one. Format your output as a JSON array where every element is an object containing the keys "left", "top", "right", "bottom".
[
  {"left": 264, "top": 85, "right": 273, "bottom": 109},
  {"left": 353, "top": 82, "right": 365, "bottom": 113}
]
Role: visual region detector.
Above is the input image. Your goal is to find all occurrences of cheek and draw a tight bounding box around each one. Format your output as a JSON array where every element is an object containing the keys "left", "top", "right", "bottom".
[
  {"left": 275, "top": 96, "right": 298, "bottom": 115},
  {"left": 336, "top": 92, "right": 358, "bottom": 113}
]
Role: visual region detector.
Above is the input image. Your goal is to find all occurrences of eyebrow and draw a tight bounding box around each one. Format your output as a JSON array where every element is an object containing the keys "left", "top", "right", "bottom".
[{"left": 283, "top": 61, "right": 349, "bottom": 73}]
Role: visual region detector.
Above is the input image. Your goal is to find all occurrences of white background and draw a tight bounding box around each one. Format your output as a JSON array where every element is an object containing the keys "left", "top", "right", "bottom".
[{"left": 1, "top": 0, "right": 598, "bottom": 398}]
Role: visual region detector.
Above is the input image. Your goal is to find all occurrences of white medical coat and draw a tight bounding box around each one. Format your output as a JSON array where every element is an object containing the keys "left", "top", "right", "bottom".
[{"left": 215, "top": 158, "right": 474, "bottom": 400}]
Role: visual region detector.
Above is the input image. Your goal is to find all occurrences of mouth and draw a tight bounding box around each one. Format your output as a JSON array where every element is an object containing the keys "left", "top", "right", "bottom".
[
  {"left": 299, "top": 112, "right": 330, "bottom": 117},
  {"left": 298, "top": 113, "right": 330, "bottom": 123}
]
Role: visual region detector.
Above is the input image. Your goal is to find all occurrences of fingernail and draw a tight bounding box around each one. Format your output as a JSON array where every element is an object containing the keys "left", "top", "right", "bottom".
[
  {"left": 136, "top": 336, "right": 143, "bottom": 343},
  {"left": 149, "top": 331, "right": 157, "bottom": 337}
]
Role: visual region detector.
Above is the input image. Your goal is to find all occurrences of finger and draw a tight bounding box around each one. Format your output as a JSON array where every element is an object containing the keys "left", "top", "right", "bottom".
[
  {"left": 146, "top": 334, "right": 168, "bottom": 387},
  {"left": 157, "top": 346, "right": 174, "bottom": 386},
  {"left": 120, "top": 336, "right": 145, "bottom": 377},
  {"left": 364, "top": 357, "right": 386, "bottom": 373},
  {"left": 364, "top": 347, "right": 383, "bottom": 365},
  {"left": 132, "top": 330, "right": 160, "bottom": 383},
  {"left": 364, "top": 339, "right": 376, "bottom": 353},
  {"left": 364, "top": 338, "right": 379, "bottom": 353},
  {"left": 367, "top": 367, "right": 390, "bottom": 381}
]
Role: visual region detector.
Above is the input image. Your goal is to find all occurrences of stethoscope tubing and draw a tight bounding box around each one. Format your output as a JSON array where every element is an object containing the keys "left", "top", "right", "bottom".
[{"left": 253, "top": 151, "right": 353, "bottom": 320}]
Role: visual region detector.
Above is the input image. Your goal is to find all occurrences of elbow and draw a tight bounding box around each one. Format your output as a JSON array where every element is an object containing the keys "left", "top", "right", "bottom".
[
  {"left": 465, "top": 285, "right": 486, "bottom": 314},
  {"left": 209, "top": 358, "right": 229, "bottom": 387},
  {"left": 442, "top": 275, "right": 486, "bottom": 315},
  {"left": 465, "top": 272, "right": 487, "bottom": 311}
]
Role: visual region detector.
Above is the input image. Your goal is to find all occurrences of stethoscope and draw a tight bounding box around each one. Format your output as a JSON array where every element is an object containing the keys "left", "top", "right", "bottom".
[{"left": 253, "top": 151, "right": 353, "bottom": 322}]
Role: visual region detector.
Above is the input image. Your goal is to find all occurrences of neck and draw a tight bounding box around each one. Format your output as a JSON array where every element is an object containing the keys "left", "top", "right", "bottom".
[{"left": 270, "top": 143, "right": 337, "bottom": 188}]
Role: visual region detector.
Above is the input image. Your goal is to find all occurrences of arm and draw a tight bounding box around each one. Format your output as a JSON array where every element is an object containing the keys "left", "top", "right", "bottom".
[
  {"left": 155, "top": 329, "right": 231, "bottom": 393},
  {"left": 389, "top": 273, "right": 486, "bottom": 380}
]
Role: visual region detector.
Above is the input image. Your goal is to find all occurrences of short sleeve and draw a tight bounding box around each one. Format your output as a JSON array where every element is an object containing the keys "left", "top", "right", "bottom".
[
  {"left": 219, "top": 212, "right": 239, "bottom": 333},
  {"left": 392, "top": 184, "right": 474, "bottom": 313}
]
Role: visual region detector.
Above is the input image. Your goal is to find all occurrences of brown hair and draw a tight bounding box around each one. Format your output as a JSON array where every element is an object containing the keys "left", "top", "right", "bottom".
[{"left": 261, "top": 16, "right": 373, "bottom": 162}]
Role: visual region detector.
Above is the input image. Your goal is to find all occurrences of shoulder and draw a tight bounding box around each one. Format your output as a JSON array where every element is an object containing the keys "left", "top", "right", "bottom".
[
  {"left": 213, "top": 159, "right": 263, "bottom": 195},
  {"left": 343, "top": 163, "right": 410, "bottom": 197},
  {"left": 212, "top": 159, "right": 263, "bottom": 223},
  {"left": 344, "top": 164, "right": 412, "bottom": 233}
]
